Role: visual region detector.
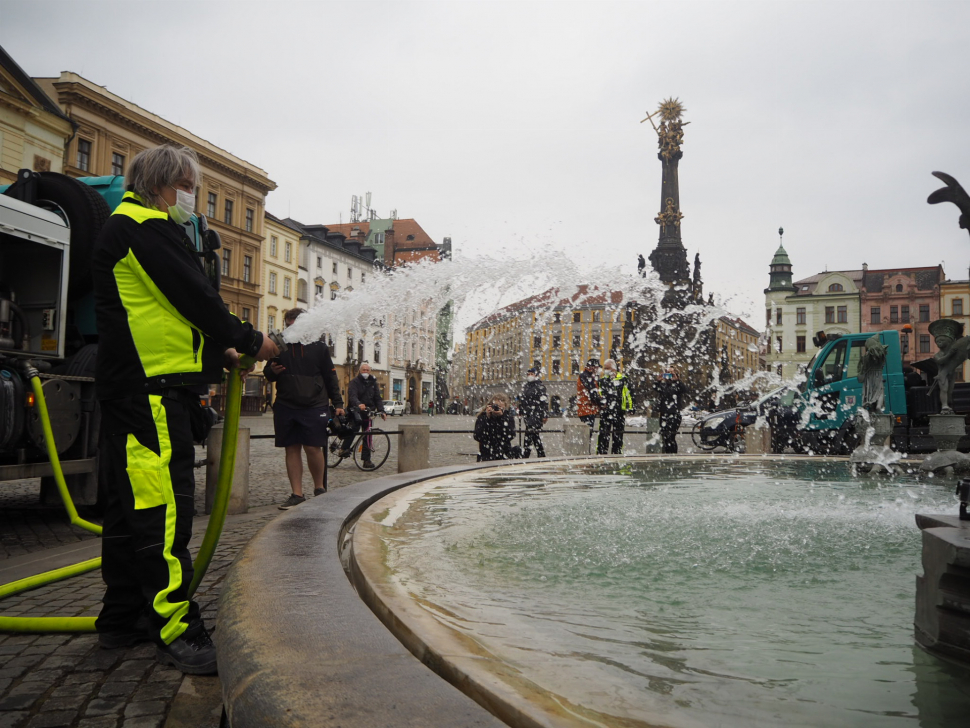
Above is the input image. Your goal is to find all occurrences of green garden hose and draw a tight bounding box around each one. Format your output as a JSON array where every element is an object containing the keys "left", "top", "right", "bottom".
[{"left": 0, "top": 360, "right": 251, "bottom": 633}]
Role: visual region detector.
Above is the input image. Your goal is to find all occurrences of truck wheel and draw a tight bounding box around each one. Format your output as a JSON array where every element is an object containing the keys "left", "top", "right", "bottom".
[
  {"left": 63, "top": 344, "right": 101, "bottom": 507},
  {"left": 35, "top": 173, "right": 112, "bottom": 302}
]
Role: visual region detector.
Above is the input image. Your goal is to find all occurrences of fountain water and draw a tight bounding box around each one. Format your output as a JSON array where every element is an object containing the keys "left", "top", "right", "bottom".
[{"left": 354, "top": 458, "right": 970, "bottom": 727}]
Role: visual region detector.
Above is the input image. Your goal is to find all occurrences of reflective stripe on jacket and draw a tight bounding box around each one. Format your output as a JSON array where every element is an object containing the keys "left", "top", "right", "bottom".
[{"left": 93, "top": 192, "right": 262, "bottom": 399}]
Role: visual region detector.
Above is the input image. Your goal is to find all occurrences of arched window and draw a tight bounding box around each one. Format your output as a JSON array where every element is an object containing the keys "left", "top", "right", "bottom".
[
  {"left": 374, "top": 342, "right": 381, "bottom": 364},
  {"left": 297, "top": 278, "right": 308, "bottom": 302},
  {"left": 896, "top": 284, "right": 903, "bottom": 292},
  {"left": 827, "top": 283, "right": 844, "bottom": 292}
]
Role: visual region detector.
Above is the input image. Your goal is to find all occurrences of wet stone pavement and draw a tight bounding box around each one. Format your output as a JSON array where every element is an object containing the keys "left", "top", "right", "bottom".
[{"left": 0, "top": 414, "right": 670, "bottom": 727}]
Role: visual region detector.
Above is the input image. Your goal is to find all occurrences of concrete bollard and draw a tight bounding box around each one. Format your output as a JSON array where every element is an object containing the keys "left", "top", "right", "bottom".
[
  {"left": 644, "top": 418, "right": 662, "bottom": 454},
  {"left": 744, "top": 422, "right": 771, "bottom": 454},
  {"left": 398, "top": 424, "right": 430, "bottom": 473},
  {"left": 561, "top": 421, "right": 592, "bottom": 456},
  {"left": 205, "top": 424, "right": 250, "bottom": 515}
]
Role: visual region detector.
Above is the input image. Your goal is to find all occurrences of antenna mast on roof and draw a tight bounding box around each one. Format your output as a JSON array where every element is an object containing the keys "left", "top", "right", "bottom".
[
  {"left": 365, "top": 192, "right": 372, "bottom": 221},
  {"left": 350, "top": 195, "right": 360, "bottom": 223}
]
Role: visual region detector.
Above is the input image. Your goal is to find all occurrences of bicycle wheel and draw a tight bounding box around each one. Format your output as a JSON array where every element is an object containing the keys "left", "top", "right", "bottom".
[
  {"left": 691, "top": 421, "right": 717, "bottom": 451},
  {"left": 326, "top": 436, "right": 346, "bottom": 468},
  {"left": 353, "top": 428, "right": 390, "bottom": 471}
]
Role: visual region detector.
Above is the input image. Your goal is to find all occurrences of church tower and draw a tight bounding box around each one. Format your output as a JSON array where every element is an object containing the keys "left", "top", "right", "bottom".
[{"left": 765, "top": 227, "right": 796, "bottom": 294}]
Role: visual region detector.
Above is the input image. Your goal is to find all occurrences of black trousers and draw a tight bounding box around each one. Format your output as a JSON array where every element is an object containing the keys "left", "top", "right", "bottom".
[
  {"left": 597, "top": 416, "right": 625, "bottom": 455},
  {"left": 523, "top": 425, "right": 545, "bottom": 458},
  {"left": 96, "top": 394, "right": 200, "bottom": 646},
  {"left": 342, "top": 413, "right": 373, "bottom": 460},
  {"left": 660, "top": 415, "right": 681, "bottom": 453}
]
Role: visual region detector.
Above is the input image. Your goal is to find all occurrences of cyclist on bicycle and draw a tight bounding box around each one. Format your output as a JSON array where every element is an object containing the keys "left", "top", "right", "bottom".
[{"left": 340, "top": 362, "right": 387, "bottom": 469}]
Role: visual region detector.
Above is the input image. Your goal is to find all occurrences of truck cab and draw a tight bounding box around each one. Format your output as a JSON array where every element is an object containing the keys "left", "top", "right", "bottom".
[{"left": 791, "top": 329, "right": 970, "bottom": 454}]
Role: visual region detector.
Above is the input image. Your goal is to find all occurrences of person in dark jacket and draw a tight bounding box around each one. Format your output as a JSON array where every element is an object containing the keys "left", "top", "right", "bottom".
[
  {"left": 520, "top": 367, "right": 548, "bottom": 458},
  {"left": 92, "top": 145, "right": 277, "bottom": 674},
  {"left": 597, "top": 359, "right": 633, "bottom": 454},
  {"left": 341, "top": 362, "right": 387, "bottom": 469},
  {"left": 264, "top": 308, "right": 345, "bottom": 508},
  {"left": 474, "top": 393, "right": 516, "bottom": 461},
  {"left": 653, "top": 367, "right": 687, "bottom": 453}
]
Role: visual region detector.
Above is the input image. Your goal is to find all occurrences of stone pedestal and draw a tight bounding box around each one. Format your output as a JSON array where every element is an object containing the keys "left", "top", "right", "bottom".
[
  {"left": 914, "top": 513, "right": 970, "bottom": 668},
  {"left": 398, "top": 424, "right": 430, "bottom": 473},
  {"left": 744, "top": 422, "right": 771, "bottom": 454},
  {"left": 205, "top": 425, "right": 249, "bottom": 515},
  {"left": 855, "top": 412, "right": 894, "bottom": 446},
  {"left": 644, "top": 418, "right": 661, "bottom": 454},
  {"left": 929, "top": 413, "right": 965, "bottom": 451},
  {"left": 561, "top": 422, "right": 592, "bottom": 456}
]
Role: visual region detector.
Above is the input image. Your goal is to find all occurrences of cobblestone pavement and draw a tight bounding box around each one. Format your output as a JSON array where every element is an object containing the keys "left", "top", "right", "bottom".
[{"left": 0, "top": 413, "right": 673, "bottom": 727}]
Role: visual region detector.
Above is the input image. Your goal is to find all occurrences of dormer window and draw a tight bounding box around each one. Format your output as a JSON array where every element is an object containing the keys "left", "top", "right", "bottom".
[{"left": 828, "top": 283, "right": 844, "bottom": 292}]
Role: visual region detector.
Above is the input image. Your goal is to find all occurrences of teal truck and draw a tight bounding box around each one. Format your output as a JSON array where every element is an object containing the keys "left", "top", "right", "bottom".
[
  {"left": 780, "top": 330, "right": 970, "bottom": 454},
  {"left": 0, "top": 169, "right": 221, "bottom": 504}
]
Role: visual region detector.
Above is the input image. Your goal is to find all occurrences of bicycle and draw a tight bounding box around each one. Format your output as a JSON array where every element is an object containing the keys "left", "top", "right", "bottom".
[{"left": 327, "top": 410, "right": 391, "bottom": 471}]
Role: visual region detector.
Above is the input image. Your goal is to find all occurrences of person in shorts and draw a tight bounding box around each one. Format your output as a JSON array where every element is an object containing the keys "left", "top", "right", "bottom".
[{"left": 264, "top": 308, "right": 344, "bottom": 508}]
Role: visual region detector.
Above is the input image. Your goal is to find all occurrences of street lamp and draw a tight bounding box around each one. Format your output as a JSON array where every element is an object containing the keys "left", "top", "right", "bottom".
[{"left": 901, "top": 324, "right": 913, "bottom": 362}]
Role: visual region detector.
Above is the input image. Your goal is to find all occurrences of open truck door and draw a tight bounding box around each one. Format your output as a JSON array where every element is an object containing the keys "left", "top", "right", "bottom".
[{"left": 803, "top": 337, "right": 865, "bottom": 453}]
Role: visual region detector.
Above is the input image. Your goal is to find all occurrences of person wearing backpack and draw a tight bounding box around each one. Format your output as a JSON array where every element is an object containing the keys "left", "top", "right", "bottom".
[{"left": 265, "top": 308, "right": 344, "bottom": 508}]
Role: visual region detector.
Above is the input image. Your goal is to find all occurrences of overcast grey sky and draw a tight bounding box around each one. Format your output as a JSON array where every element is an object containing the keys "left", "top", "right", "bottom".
[{"left": 3, "top": 0, "right": 970, "bottom": 323}]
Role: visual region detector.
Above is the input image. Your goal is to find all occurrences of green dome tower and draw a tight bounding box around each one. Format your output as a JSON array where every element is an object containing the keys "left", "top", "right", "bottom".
[{"left": 765, "top": 227, "right": 796, "bottom": 293}]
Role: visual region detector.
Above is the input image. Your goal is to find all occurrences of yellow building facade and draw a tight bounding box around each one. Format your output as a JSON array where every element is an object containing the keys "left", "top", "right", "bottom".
[
  {"left": 0, "top": 47, "right": 73, "bottom": 183},
  {"left": 262, "top": 213, "right": 301, "bottom": 335},
  {"left": 461, "top": 288, "right": 628, "bottom": 412},
  {"left": 715, "top": 316, "right": 761, "bottom": 383}
]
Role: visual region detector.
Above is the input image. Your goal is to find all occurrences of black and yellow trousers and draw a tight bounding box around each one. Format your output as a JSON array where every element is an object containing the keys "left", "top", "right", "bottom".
[{"left": 95, "top": 393, "right": 200, "bottom": 645}]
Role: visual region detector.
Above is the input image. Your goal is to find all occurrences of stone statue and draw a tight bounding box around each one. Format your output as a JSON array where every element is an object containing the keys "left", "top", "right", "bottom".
[
  {"left": 927, "top": 318, "right": 970, "bottom": 413},
  {"left": 857, "top": 335, "right": 887, "bottom": 412}
]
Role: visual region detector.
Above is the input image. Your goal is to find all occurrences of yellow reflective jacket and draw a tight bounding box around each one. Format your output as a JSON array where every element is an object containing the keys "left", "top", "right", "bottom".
[{"left": 92, "top": 192, "right": 262, "bottom": 399}]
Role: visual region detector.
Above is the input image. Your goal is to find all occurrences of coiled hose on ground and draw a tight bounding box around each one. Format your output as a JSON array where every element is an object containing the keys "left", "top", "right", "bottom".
[{"left": 0, "top": 359, "right": 250, "bottom": 632}]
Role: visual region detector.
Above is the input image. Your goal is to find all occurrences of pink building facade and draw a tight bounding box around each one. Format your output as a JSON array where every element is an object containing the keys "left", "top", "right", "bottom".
[{"left": 860, "top": 265, "right": 944, "bottom": 368}]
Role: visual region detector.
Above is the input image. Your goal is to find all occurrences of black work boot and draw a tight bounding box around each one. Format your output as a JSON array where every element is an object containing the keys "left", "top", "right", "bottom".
[
  {"left": 156, "top": 626, "right": 218, "bottom": 675},
  {"left": 98, "top": 613, "right": 151, "bottom": 649}
]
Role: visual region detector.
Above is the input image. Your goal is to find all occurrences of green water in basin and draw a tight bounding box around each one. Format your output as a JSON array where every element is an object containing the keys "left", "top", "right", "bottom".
[{"left": 380, "top": 459, "right": 970, "bottom": 727}]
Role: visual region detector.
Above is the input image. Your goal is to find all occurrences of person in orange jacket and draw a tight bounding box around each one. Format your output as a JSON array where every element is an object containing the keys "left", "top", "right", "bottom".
[{"left": 576, "top": 358, "right": 601, "bottom": 445}]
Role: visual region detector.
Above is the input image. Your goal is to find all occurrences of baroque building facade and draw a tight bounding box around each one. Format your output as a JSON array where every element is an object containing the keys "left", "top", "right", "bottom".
[
  {"left": 940, "top": 278, "right": 970, "bottom": 382},
  {"left": 860, "top": 265, "right": 944, "bottom": 369},
  {"left": 33, "top": 71, "right": 276, "bottom": 330},
  {"left": 764, "top": 238, "right": 946, "bottom": 379}
]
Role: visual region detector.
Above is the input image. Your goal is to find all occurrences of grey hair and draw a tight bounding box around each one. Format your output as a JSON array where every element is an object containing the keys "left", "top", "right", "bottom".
[
  {"left": 603, "top": 358, "right": 617, "bottom": 370},
  {"left": 126, "top": 145, "right": 200, "bottom": 209}
]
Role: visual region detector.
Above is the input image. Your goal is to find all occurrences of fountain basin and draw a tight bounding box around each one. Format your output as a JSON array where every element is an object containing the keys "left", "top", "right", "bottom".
[
  {"left": 354, "top": 457, "right": 970, "bottom": 727},
  {"left": 218, "top": 456, "right": 970, "bottom": 727}
]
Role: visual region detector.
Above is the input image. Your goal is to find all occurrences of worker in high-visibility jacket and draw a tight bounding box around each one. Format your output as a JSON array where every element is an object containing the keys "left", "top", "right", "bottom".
[
  {"left": 596, "top": 359, "right": 633, "bottom": 455},
  {"left": 91, "top": 145, "right": 278, "bottom": 674}
]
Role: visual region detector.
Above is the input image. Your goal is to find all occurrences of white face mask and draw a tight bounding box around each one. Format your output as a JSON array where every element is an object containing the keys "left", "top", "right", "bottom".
[
  {"left": 168, "top": 187, "right": 195, "bottom": 224},
  {"left": 527, "top": 375, "right": 537, "bottom": 382},
  {"left": 360, "top": 372, "right": 371, "bottom": 379}
]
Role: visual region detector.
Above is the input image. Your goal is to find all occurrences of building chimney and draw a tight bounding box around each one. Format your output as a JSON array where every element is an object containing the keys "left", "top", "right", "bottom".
[{"left": 384, "top": 227, "right": 396, "bottom": 266}]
